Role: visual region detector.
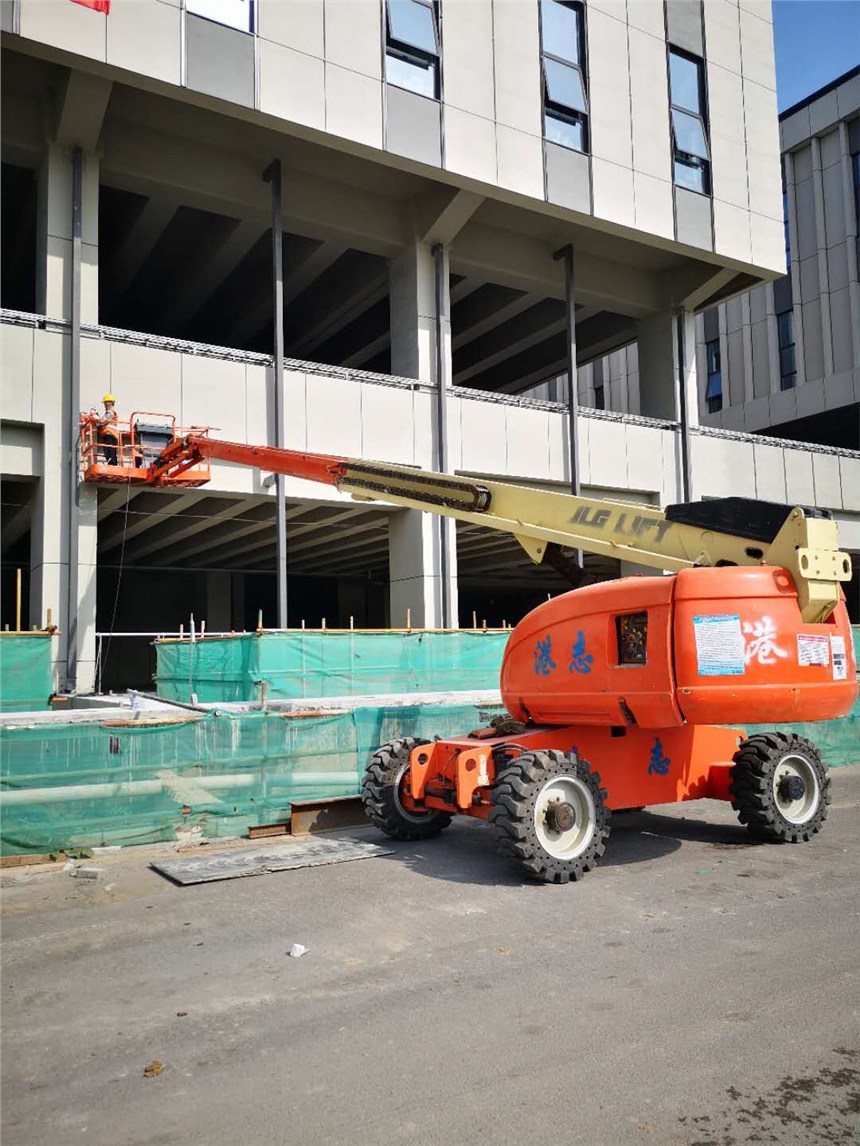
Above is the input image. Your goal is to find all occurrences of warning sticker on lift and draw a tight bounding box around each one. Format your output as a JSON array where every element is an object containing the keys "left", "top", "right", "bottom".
[
  {"left": 796, "top": 633, "right": 830, "bottom": 667},
  {"left": 830, "top": 635, "right": 848, "bottom": 681},
  {"left": 693, "top": 614, "right": 745, "bottom": 676}
]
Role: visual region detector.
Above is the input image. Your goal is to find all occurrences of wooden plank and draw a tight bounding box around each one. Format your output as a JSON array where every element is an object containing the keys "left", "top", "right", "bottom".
[{"left": 290, "top": 795, "right": 366, "bottom": 836}]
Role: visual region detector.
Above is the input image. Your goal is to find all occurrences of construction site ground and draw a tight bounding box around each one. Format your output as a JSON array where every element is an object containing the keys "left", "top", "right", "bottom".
[{"left": 3, "top": 766, "right": 859, "bottom": 1146}]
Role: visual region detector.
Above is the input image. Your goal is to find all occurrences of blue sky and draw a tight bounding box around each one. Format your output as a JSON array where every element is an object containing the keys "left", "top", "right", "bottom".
[{"left": 773, "top": 0, "right": 860, "bottom": 112}]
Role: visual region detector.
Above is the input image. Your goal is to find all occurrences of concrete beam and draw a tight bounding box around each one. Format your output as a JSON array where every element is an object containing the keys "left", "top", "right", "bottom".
[
  {"left": 452, "top": 224, "right": 662, "bottom": 317},
  {"left": 452, "top": 287, "right": 536, "bottom": 350},
  {"left": 54, "top": 70, "right": 112, "bottom": 151},
  {"left": 226, "top": 239, "right": 346, "bottom": 348},
  {"left": 167, "top": 218, "right": 268, "bottom": 335},
  {"left": 127, "top": 498, "right": 266, "bottom": 563},
  {"left": 1, "top": 499, "right": 33, "bottom": 550},
  {"left": 100, "top": 118, "right": 408, "bottom": 256},
  {"left": 96, "top": 486, "right": 141, "bottom": 523},
  {"left": 99, "top": 491, "right": 200, "bottom": 554},
  {"left": 288, "top": 271, "right": 389, "bottom": 358},
  {"left": 413, "top": 186, "right": 484, "bottom": 246},
  {"left": 106, "top": 197, "right": 177, "bottom": 306}
]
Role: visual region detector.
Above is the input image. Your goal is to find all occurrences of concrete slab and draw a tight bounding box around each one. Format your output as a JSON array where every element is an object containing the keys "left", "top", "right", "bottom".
[{"left": 2, "top": 766, "right": 860, "bottom": 1146}]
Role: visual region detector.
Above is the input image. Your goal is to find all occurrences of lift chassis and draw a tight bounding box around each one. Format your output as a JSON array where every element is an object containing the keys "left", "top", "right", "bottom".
[{"left": 82, "top": 420, "right": 858, "bottom": 884}]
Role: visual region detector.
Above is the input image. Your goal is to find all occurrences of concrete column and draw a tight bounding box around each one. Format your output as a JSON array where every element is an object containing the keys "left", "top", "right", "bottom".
[
  {"left": 636, "top": 308, "right": 698, "bottom": 498},
  {"left": 31, "top": 475, "right": 97, "bottom": 693},
  {"left": 636, "top": 312, "right": 677, "bottom": 420},
  {"left": 36, "top": 144, "right": 99, "bottom": 322},
  {"left": 30, "top": 143, "right": 100, "bottom": 692},
  {"left": 389, "top": 508, "right": 449, "bottom": 629},
  {"left": 388, "top": 240, "right": 458, "bottom": 628}
]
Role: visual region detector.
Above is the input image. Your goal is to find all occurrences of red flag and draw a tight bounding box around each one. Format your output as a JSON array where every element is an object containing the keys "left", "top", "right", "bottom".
[{"left": 70, "top": 0, "right": 111, "bottom": 12}]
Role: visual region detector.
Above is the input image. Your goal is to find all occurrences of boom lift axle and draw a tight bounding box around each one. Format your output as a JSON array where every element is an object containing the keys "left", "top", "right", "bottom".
[{"left": 82, "top": 416, "right": 857, "bottom": 883}]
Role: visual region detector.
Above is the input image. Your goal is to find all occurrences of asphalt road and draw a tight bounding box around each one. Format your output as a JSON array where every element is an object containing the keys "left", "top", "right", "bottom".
[{"left": 3, "top": 768, "right": 860, "bottom": 1146}]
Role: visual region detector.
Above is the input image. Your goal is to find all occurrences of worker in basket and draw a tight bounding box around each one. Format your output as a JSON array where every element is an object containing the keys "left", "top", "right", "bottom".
[{"left": 97, "top": 394, "right": 120, "bottom": 465}]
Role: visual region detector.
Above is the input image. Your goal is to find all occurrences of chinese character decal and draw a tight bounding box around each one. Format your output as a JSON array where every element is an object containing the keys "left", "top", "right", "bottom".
[
  {"left": 742, "top": 616, "right": 788, "bottom": 666},
  {"left": 568, "top": 630, "right": 594, "bottom": 674},
  {"left": 533, "top": 635, "right": 557, "bottom": 676},
  {"left": 648, "top": 737, "right": 671, "bottom": 776}
]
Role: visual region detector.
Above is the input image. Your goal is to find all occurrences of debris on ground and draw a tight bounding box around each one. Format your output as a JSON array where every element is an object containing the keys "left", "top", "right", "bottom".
[
  {"left": 70, "top": 866, "right": 104, "bottom": 880},
  {"left": 143, "top": 1060, "right": 164, "bottom": 1078},
  {"left": 288, "top": 943, "right": 308, "bottom": 958}
]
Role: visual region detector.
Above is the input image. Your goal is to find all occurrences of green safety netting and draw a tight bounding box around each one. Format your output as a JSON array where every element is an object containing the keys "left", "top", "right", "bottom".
[
  {"left": 154, "top": 630, "right": 511, "bottom": 703},
  {"left": 0, "top": 636, "right": 54, "bottom": 713},
  {"left": 0, "top": 700, "right": 506, "bottom": 855}
]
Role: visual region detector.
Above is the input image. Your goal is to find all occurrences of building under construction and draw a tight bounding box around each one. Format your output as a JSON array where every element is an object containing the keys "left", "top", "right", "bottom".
[{"left": 2, "top": 0, "right": 859, "bottom": 698}]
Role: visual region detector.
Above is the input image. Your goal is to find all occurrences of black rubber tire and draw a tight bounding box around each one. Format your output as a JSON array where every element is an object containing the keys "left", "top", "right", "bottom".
[
  {"left": 729, "top": 732, "right": 830, "bottom": 843},
  {"left": 362, "top": 737, "right": 453, "bottom": 841},
  {"left": 488, "top": 749, "right": 610, "bottom": 884}
]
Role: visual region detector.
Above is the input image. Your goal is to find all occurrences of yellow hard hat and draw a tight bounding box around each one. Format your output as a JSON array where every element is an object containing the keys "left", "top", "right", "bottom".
[{"left": 102, "top": 394, "right": 115, "bottom": 403}]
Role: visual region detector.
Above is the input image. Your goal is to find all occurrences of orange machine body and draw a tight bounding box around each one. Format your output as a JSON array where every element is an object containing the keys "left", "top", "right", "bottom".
[
  {"left": 500, "top": 566, "right": 856, "bottom": 729},
  {"left": 402, "top": 566, "right": 856, "bottom": 820}
]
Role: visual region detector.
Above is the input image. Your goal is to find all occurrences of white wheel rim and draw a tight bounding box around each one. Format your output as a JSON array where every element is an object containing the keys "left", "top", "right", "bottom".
[
  {"left": 534, "top": 775, "right": 596, "bottom": 861},
  {"left": 392, "top": 759, "right": 431, "bottom": 823},
  {"left": 772, "top": 753, "right": 820, "bottom": 825}
]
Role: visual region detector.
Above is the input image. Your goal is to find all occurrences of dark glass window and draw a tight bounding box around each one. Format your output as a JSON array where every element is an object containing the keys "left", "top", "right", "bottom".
[
  {"left": 540, "top": 1, "right": 588, "bottom": 154},
  {"left": 385, "top": 0, "right": 440, "bottom": 99},
  {"left": 777, "top": 310, "right": 796, "bottom": 391},
  {"left": 668, "top": 47, "right": 710, "bottom": 195},
  {"left": 782, "top": 160, "right": 791, "bottom": 268},
  {"left": 593, "top": 383, "right": 605, "bottom": 410},
  {"left": 617, "top": 613, "right": 648, "bottom": 665},
  {"left": 705, "top": 337, "right": 722, "bottom": 413}
]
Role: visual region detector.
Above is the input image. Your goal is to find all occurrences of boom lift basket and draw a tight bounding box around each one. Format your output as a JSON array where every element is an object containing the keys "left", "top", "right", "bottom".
[{"left": 79, "top": 411, "right": 211, "bottom": 486}]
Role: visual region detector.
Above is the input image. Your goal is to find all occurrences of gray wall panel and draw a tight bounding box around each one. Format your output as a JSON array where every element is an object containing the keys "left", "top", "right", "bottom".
[
  {"left": 665, "top": 0, "right": 704, "bottom": 56},
  {"left": 703, "top": 308, "right": 719, "bottom": 342},
  {"left": 749, "top": 284, "right": 767, "bottom": 324},
  {"left": 727, "top": 329, "right": 745, "bottom": 406},
  {"left": 1, "top": 1, "right": 15, "bottom": 33},
  {"left": 751, "top": 321, "right": 770, "bottom": 398},
  {"left": 385, "top": 86, "right": 441, "bottom": 167},
  {"left": 544, "top": 143, "right": 592, "bottom": 215},
  {"left": 798, "top": 255, "right": 820, "bottom": 305},
  {"left": 829, "top": 287, "right": 853, "bottom": 375},
  {"left": 674, "top": 188, "right": 713, "bottom": 250},
  {"left": 186, "top": 14, "right": 254, "bottom": 108},
  {"left": 801, "top": 300, "right": 824, "bottom": 381}
]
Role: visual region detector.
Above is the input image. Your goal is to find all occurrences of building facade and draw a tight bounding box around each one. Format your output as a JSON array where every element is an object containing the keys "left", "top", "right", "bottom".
[
  {"left": 695, "top": 66, "right": 860, "bottom": 447},
  {"left": 1, "top": 0, "right": 857, "bottom": 694}
]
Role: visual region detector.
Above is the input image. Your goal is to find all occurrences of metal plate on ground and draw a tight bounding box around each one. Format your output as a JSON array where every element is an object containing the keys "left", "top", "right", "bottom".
[{"left": 151, "top": 838, "right": 393, "bottom": 886}]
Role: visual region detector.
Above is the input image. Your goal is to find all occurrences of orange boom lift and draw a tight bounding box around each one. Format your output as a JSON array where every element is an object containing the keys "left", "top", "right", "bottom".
[{"left": 82, "top": 417, "right": 858, "bottom": 883}]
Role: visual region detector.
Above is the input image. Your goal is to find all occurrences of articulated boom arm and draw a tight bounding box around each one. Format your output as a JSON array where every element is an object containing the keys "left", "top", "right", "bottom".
[{"left": 153, "top": 435, "right": 851, "bottom": 623}]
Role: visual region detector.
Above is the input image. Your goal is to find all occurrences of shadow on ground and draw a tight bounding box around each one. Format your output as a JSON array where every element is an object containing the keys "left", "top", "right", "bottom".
[{"left": 374, "top": 803, "right": 756, "bottom": 888}]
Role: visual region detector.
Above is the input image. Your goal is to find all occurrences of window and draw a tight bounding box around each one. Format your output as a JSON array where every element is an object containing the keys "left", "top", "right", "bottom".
[
  {"left": 186, "top": 0, "right": 253, "bottom": 33},
  {"left": 593, "top": 382, "right": 605, "bottom": 409},
  {"left": 385, "top": 0, "right": 440, "bottom": 99},
  {"left": 668, "top": 48, "right": 710, "bottom": 194},
  {"left": 540, "top": 0, "right": 589, "bottom": 153},
  {"left": 777, "top": 310, "right": 796, "bottom": 391},
  {"left": 616, "top": 613, "right": 648, "bottom": 666},
  {"left": 705, "top": 337, "right": 722, "bottom": 413}
]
